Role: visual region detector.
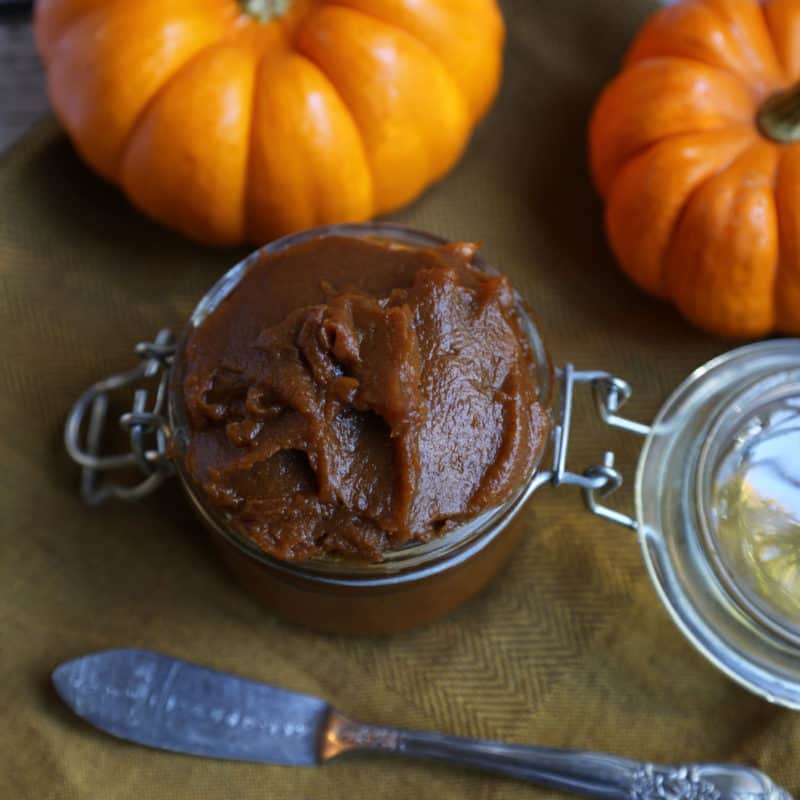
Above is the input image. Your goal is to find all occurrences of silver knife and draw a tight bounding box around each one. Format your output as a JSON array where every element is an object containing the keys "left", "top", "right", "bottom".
[{"left": 53, "top": 650, "right": 790, "bottom": 800}]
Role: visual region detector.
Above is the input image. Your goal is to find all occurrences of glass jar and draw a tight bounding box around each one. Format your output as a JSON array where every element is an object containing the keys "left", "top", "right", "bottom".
[
  {"left": 65, "top": 223, "right": 800, "bottom": 710},
  {"left": 65, "top": 223, "right": 554, "bottom": 635}
]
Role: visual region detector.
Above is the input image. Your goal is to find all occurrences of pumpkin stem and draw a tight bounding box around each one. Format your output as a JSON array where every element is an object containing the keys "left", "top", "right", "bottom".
[
  {"left": 758, "top": 81, "right": 800, "bottom": 144},
  {"left": 240, "top": 0, "right": 291, "bottom": 22}
]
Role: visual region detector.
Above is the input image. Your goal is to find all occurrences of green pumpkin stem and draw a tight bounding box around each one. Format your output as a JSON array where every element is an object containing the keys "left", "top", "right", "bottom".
[
  {"left": 758, "top": 82, "right": 800, "bottom": 144},
  {"left": 240, "top": 0, "right": 291, "bottom": 22}
]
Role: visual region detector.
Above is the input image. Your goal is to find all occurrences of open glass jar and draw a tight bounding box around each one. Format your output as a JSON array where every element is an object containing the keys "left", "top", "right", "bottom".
[
  {"left": 65, "top": 223, "right": 555, "bottom": 635},
  {"left": 65, "top": 223, "right": 800, "bottom": 709}
]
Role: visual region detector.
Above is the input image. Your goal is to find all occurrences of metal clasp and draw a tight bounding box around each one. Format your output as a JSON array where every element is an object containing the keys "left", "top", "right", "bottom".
[
  {"left": 531, "top": 364, "right": 651, "bottom": 530},
  {"left": 64, "top": 329, "right": 177, "bottom": 505}
]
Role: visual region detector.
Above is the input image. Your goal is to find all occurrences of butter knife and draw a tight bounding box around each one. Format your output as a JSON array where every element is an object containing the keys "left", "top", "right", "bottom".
[{"left": 52, "top": 650, "right": 790, "bottom": 800}]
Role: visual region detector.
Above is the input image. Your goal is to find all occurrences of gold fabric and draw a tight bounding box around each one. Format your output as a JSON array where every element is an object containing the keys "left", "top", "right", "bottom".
[{"left": 2, "top": 2, "right": 795, "bottom": 797}]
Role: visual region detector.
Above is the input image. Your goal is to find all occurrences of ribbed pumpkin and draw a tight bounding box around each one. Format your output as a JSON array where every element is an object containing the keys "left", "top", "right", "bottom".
[
  {"left": 35, "top": 0, "right": 504, "bottom": 246},
  {"left": 590, "top": 0, "right": 800, "bottom": 339}
]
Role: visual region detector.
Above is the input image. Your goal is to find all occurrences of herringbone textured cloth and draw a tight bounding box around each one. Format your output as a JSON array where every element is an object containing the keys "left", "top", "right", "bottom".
[{"left": 2, "top": 2, "right": 797, "bottom": 798}]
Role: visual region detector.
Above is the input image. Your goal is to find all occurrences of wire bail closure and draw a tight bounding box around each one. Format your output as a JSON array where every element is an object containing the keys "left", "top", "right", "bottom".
[
  {"left": 530, "top": 364, "right": 651, "bottom": 530},
  {"left": 64, "top": 333, "right": 649, "bottom": 529},
  {"left": 64, "top": 329, "right": 177, "bottom": 505}
]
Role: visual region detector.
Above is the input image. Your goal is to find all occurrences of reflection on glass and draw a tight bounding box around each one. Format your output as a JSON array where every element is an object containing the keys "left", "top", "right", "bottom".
[{"left": 713, "top": 397, "right": 800, "bottom": 627}]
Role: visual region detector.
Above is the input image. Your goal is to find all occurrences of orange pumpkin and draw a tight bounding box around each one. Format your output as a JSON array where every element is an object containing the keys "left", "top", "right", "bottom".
[
  {"left": 35, "top": 0, "right": 504, "bottom": 246},
  {"left": 589, "top": 0, "right": 800, "bottom": 339}
]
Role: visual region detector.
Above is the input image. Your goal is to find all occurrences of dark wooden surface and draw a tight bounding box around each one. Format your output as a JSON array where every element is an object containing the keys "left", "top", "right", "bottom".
[{"left": 1, "top": 16, "right": 49, "bottom": 152}]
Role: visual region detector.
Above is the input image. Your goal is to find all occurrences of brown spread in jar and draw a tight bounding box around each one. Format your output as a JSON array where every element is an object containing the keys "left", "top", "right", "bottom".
[{"left": 182, "top": 236, "right": 548, "bottom": 561}]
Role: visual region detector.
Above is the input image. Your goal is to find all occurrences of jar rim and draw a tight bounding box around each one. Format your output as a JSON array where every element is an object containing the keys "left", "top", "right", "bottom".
[{"left": 168, "top": 222, "right": 553, "bottom": 586}]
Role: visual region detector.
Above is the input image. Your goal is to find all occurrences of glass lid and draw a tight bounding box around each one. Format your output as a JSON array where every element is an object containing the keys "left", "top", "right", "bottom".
[
  {"left": 635, "top": 339, "right": 800, "bottom": 709},
  {"left": 699, "top": 367, "right": 800, "bottom": 645}
]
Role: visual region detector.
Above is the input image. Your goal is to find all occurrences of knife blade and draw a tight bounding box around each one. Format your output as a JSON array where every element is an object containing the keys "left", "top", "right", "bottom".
[
  {"left": 52, "top": 650, "right": 791, "bottom": 800},
  {"left": 52, "top": 649, "right": 329, "bottom": 765}
]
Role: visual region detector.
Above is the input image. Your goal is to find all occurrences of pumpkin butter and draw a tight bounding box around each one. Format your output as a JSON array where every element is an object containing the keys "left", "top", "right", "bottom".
[{"left": 182, "top": 236, "right": 547, "bottom": 562}]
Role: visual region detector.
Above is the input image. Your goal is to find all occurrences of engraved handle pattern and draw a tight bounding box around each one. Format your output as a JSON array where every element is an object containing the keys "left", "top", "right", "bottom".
[{"left": 323, "top": 714, "right": 791, "bottom": 800}]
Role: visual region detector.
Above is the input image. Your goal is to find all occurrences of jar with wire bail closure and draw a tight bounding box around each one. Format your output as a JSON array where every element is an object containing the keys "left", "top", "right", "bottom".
[
  {"left": 67, "top": 223, "right": 562, "bottom": 634},
  {"left": 64, "top": 224, "right": 800, "bottom": 707}
]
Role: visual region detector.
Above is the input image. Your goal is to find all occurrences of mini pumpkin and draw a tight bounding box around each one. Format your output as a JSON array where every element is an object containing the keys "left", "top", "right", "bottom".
[
  {"left": 590, "top": 0, "right": 800, "bottom": 339},
  {"left": 35, "top": 0, "right": 504, "bottom": 246}
]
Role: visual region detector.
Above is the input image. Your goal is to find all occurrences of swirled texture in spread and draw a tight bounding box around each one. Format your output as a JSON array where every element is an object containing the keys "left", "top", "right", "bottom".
[{"left": 182, "top": 236, "right": 547, "bottom": 561}]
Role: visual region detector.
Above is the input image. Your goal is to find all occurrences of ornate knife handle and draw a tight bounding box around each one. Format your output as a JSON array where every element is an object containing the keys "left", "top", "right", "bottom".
[{"left": 323, "top": 713, "right": 791, "bottom": 800}]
